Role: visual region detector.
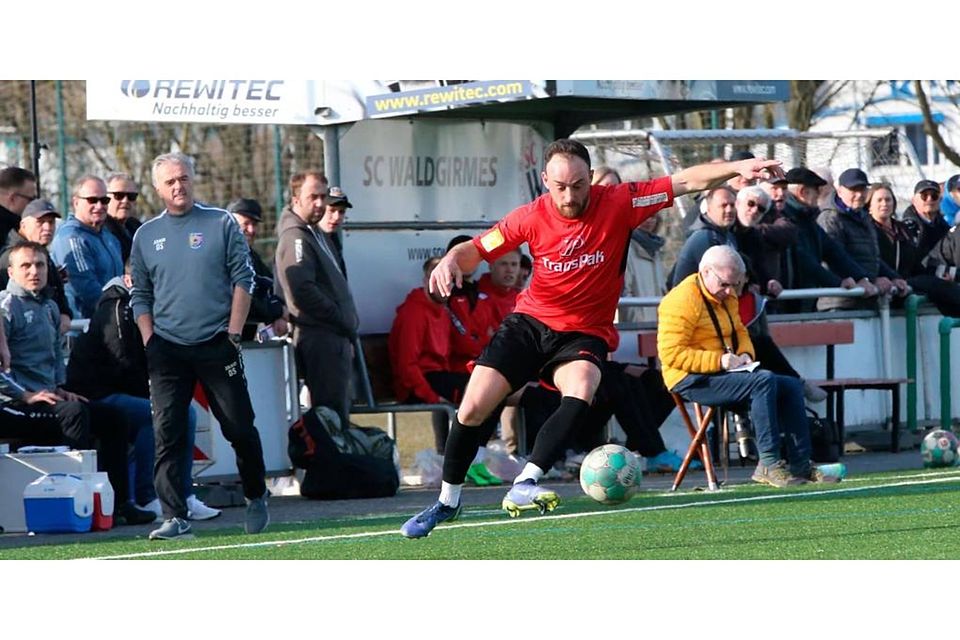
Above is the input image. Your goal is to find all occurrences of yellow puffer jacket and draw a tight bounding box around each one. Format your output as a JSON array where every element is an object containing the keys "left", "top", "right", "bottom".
[{"left": 657, "top": 272, "right": 754, "bottom": 390}]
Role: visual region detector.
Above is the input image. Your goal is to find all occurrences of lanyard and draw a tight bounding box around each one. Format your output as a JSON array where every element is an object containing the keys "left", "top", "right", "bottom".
[
  {"left": 697, "top": 276, "right": 738, "bottom": 354},
  {"left": 445, "top": 305, "right": 468, "bottom": 336}
]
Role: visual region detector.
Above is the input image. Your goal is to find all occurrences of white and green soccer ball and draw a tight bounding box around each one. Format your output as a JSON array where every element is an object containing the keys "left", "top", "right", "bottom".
[
  {"left": 579, "top": 444, "right": 641, "bottom": 505},
  {"left": 920, "top": 429, "right": 959, "bottom": 468}
]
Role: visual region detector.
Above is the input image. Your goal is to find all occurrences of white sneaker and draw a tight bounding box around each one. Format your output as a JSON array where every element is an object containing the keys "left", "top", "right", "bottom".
[
  {"left": 139, "top": 498, "right": 163, "bottom": 518},
  {"left": 187, "top": 494, "right": 222, "bottom": 521}
]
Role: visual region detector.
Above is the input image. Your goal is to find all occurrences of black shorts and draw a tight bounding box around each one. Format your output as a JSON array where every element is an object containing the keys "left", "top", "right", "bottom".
[{"left": 474, "top": 313, "right": 608, "bottom": 392}]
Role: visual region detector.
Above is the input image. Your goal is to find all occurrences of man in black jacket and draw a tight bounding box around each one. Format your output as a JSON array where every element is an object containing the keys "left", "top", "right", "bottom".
[
  {"left": 818, "top": 168, "right": 907, "bottom": 310},
  {"left": 0, "top": 167, "right": 37, "bottom": 252},
  {"left": 776, "top": 167, "right": 878, "bottom": 312},
  {"left": 275, "top": 173, "right": 358, "bottom": 433},
  {"left": 902, "top": 179, "right": 950, "bottom": 260},
  {"left": 226, "top": 198, "right": 287, "bottom": 341},
  {"left": 0, "top": 199, "right": 72, "bottom": 333},
  {"left": 104, "top": 172, "right": 143, "bottom": 263}
]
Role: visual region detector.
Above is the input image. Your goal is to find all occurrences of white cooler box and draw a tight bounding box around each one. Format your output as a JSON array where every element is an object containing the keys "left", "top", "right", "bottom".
[{"left": 0, "top": 449, "right": 97, "bottom": 534}]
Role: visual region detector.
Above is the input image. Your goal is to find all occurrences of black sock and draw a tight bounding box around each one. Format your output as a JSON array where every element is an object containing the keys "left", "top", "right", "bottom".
[
  {"left": 441, "top": 415, "right": 481, "bottom": 484},
  {"left": 529, "top": 396, "right": 590, "bottom": 471}
]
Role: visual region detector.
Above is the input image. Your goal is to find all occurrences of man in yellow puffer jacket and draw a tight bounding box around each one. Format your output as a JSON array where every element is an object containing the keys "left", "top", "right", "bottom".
[{"left": 658, "top": 245, "right": 839, "bottom": 487}]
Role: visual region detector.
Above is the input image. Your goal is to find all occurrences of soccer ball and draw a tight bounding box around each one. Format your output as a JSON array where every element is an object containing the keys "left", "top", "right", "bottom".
[
  {"left": 579, "top": 444, "right": 641, "bottom": 505},
  {"left": 920, "top": 429, "right": 959, "bottom": 468}
]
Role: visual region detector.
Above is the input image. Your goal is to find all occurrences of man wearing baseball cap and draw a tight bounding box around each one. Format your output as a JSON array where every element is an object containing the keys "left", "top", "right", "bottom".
[
  {"left": 0, "top": 199, "right": 72, "bottom": 333},
  {"left": 758, "top": 173, "right": 789, "bottom": 213},
  {"left": 226, "top": 198, "right": 287, "bottom": 342},
  {"left": 902, "top": 179, "right": 950, "bottom": 260},
  {"left": 774, "top": 167, "right": 878, "bottom": 313},
  {"left": 817, "top": 168, "right": 906, "bottom": 310},
  {"left": 318, "top": 186, "right": 352, "bottom": 275}
]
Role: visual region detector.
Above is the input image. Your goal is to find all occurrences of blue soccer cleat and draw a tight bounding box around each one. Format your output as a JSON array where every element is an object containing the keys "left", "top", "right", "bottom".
[
  {"left": 400, "top": 501, "right": 462, "bottom": 539},
  {"left": 501, "top": 479, "right": 560, "bottom": 518}
]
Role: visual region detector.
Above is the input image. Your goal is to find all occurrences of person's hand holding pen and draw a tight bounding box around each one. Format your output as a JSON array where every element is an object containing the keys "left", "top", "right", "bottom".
[{"left": 721, "top": 348, "right": 752, "bottom": 370}]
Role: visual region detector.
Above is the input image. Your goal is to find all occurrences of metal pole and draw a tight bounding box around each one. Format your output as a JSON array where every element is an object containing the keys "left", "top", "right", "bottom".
[
  {"left": 879, "top": 295, "right": 893, "bottom": 379},
  {"left": 938, "top": 317, "right": 960, "bottom": 430},
  {"left": 905, "top": 294, "right": 928, "bottom": 433},
  {"left": 321, "top": 125, "right": 340, "bottom": 188},
  {"left": 29, "top": 81, "right": 41, "bottom": 189},
  {"left": 272, "top": 125, "right": 284, "bottom": 219},
  {"left": 55, "top": 81, "right": 68, "bottom": 213}
]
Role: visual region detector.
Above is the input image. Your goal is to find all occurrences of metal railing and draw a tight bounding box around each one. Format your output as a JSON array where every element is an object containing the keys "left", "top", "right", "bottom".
[{"left": 620, "top": 285, "right": 898, "bottom": 378}]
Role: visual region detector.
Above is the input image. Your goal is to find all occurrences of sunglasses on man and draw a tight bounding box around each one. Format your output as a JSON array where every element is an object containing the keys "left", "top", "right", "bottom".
[
  {"left": 110, "top": 192, "right": 139, "bottom": 202},
  {"left": 78, "top": 196, "right": 111, "bottom": 205}
]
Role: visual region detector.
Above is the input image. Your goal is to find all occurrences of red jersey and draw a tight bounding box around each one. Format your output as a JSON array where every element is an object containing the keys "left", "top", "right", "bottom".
[{"left": 473, "top": 177, "right": 674, "bottom": 349}]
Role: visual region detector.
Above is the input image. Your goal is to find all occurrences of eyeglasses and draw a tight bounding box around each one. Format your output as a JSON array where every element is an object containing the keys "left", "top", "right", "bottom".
[
  {"left": 920, "top": 192, "right": 941, "bottom": 201},
  {"left": 11, "top": 192, "right": 35, "bottom": 202},
  {"left": 78, "top": 196, "right": 110, "bottom": 205},
  {"left": 745, "top": 200, "right": 759, "bottom": 208},
  {"left": 710, "top": 268, "right": 742, "bottom": 289},
  {"left": 110, "top": 192, "right": 139, "bottom": 202}
]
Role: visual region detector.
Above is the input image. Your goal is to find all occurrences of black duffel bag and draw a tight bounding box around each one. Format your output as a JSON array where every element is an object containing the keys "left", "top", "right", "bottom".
[
  {"left": 807, "top": 408, "right": 840, "bottom": 463},
  {"left": 288, "top": 408, "right": 399, "bottom": 500}
]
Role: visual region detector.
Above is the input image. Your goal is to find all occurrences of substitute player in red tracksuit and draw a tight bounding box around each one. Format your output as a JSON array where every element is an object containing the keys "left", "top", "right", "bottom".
[
  {"left": 477, "top": 251, "right": 521, "bottom": 327},
  {"left": 447, "top": 284, "right": 497, "bottom": 375},
  {"left": 401, "top": 138, "right": 784, "bottom": 538},
  {"left": 389, "top": 257, "right": 498, "bottom": 451}
]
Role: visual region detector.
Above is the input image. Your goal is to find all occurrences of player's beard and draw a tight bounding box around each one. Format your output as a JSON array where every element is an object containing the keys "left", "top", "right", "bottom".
[{"left": 556, "top": 197, "right": 588, "bottom": 219}]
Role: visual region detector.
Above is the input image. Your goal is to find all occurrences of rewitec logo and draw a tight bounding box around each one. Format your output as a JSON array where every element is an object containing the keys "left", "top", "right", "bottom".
[{"left": 121, "top": 80, "right": 151, "bottom": 98}]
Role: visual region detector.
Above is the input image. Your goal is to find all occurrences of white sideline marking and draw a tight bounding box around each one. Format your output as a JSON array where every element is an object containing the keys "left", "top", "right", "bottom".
[{"left": 83, "top": 471, "right": 960, "bottom": 560}]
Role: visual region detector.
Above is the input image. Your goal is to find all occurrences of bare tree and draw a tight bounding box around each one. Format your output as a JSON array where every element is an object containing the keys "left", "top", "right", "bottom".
[{"left": 916, "top": 80, "right": 960, "bottom": 167}]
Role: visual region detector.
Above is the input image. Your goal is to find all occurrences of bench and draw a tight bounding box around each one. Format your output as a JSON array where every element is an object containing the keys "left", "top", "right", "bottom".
[
  {"left": 351, "top": 334, "right": 456, "bottom": 441},
  {"left": 638, "top": 320, "right": 909, "bottom": 453}
]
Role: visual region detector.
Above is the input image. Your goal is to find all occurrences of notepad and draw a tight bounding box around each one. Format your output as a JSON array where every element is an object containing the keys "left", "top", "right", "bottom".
[{"left": 729, "top": 361, "right": 761, "bottom": 373}]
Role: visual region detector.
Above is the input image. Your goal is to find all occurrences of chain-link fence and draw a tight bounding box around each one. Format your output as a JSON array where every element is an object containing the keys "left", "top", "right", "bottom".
[{"left": 575, "top": 126, "right": 927, "bottom": 268}]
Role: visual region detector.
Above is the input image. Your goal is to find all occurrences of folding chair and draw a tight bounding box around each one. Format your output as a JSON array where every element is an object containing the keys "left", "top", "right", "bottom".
[{"left": 669, "top": 392, "right": 728, "bottom": 492}]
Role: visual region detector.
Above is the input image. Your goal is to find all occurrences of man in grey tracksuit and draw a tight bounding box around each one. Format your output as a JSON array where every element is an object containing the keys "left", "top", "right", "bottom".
[
  {"left": 275, "top": 173, "right": 359, "bottom": 433},
  {"left": 130, "top": 152, "right": 268, "bottom": 540},
  {"left": 0, "top": 240, "right": 155, "bottom": 525}
]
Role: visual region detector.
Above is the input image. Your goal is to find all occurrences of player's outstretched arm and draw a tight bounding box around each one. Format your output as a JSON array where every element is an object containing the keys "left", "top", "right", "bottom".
[
  {"left": 671, "top": 158, "right": 784, "bottom": 196},
  {"left": 430, "top": 240, "right": 483, "bottom": 298}
]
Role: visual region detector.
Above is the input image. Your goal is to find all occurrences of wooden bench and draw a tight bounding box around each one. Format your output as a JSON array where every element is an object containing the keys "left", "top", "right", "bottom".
[
  {"left": 638, "top": 320, "right": 909, "bottom": 453},
  {"left": 351, "top": 334, "right": 456, "bottom": 441}
]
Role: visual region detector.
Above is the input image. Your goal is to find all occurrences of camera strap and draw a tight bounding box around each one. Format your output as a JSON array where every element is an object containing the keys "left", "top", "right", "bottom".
[{"left": 697, "top": 276, "right": 738, "bottom": 354}]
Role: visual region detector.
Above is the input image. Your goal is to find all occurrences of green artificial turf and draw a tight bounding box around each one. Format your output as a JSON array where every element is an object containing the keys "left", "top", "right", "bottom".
[{"left": 3, "top": 469, "right": 958, "bottom": 560}]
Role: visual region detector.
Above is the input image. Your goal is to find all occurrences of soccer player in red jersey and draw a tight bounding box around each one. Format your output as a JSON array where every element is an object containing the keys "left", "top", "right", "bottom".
[{"left": 401, "top": 139, "right": 783, "bottom": 538}]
